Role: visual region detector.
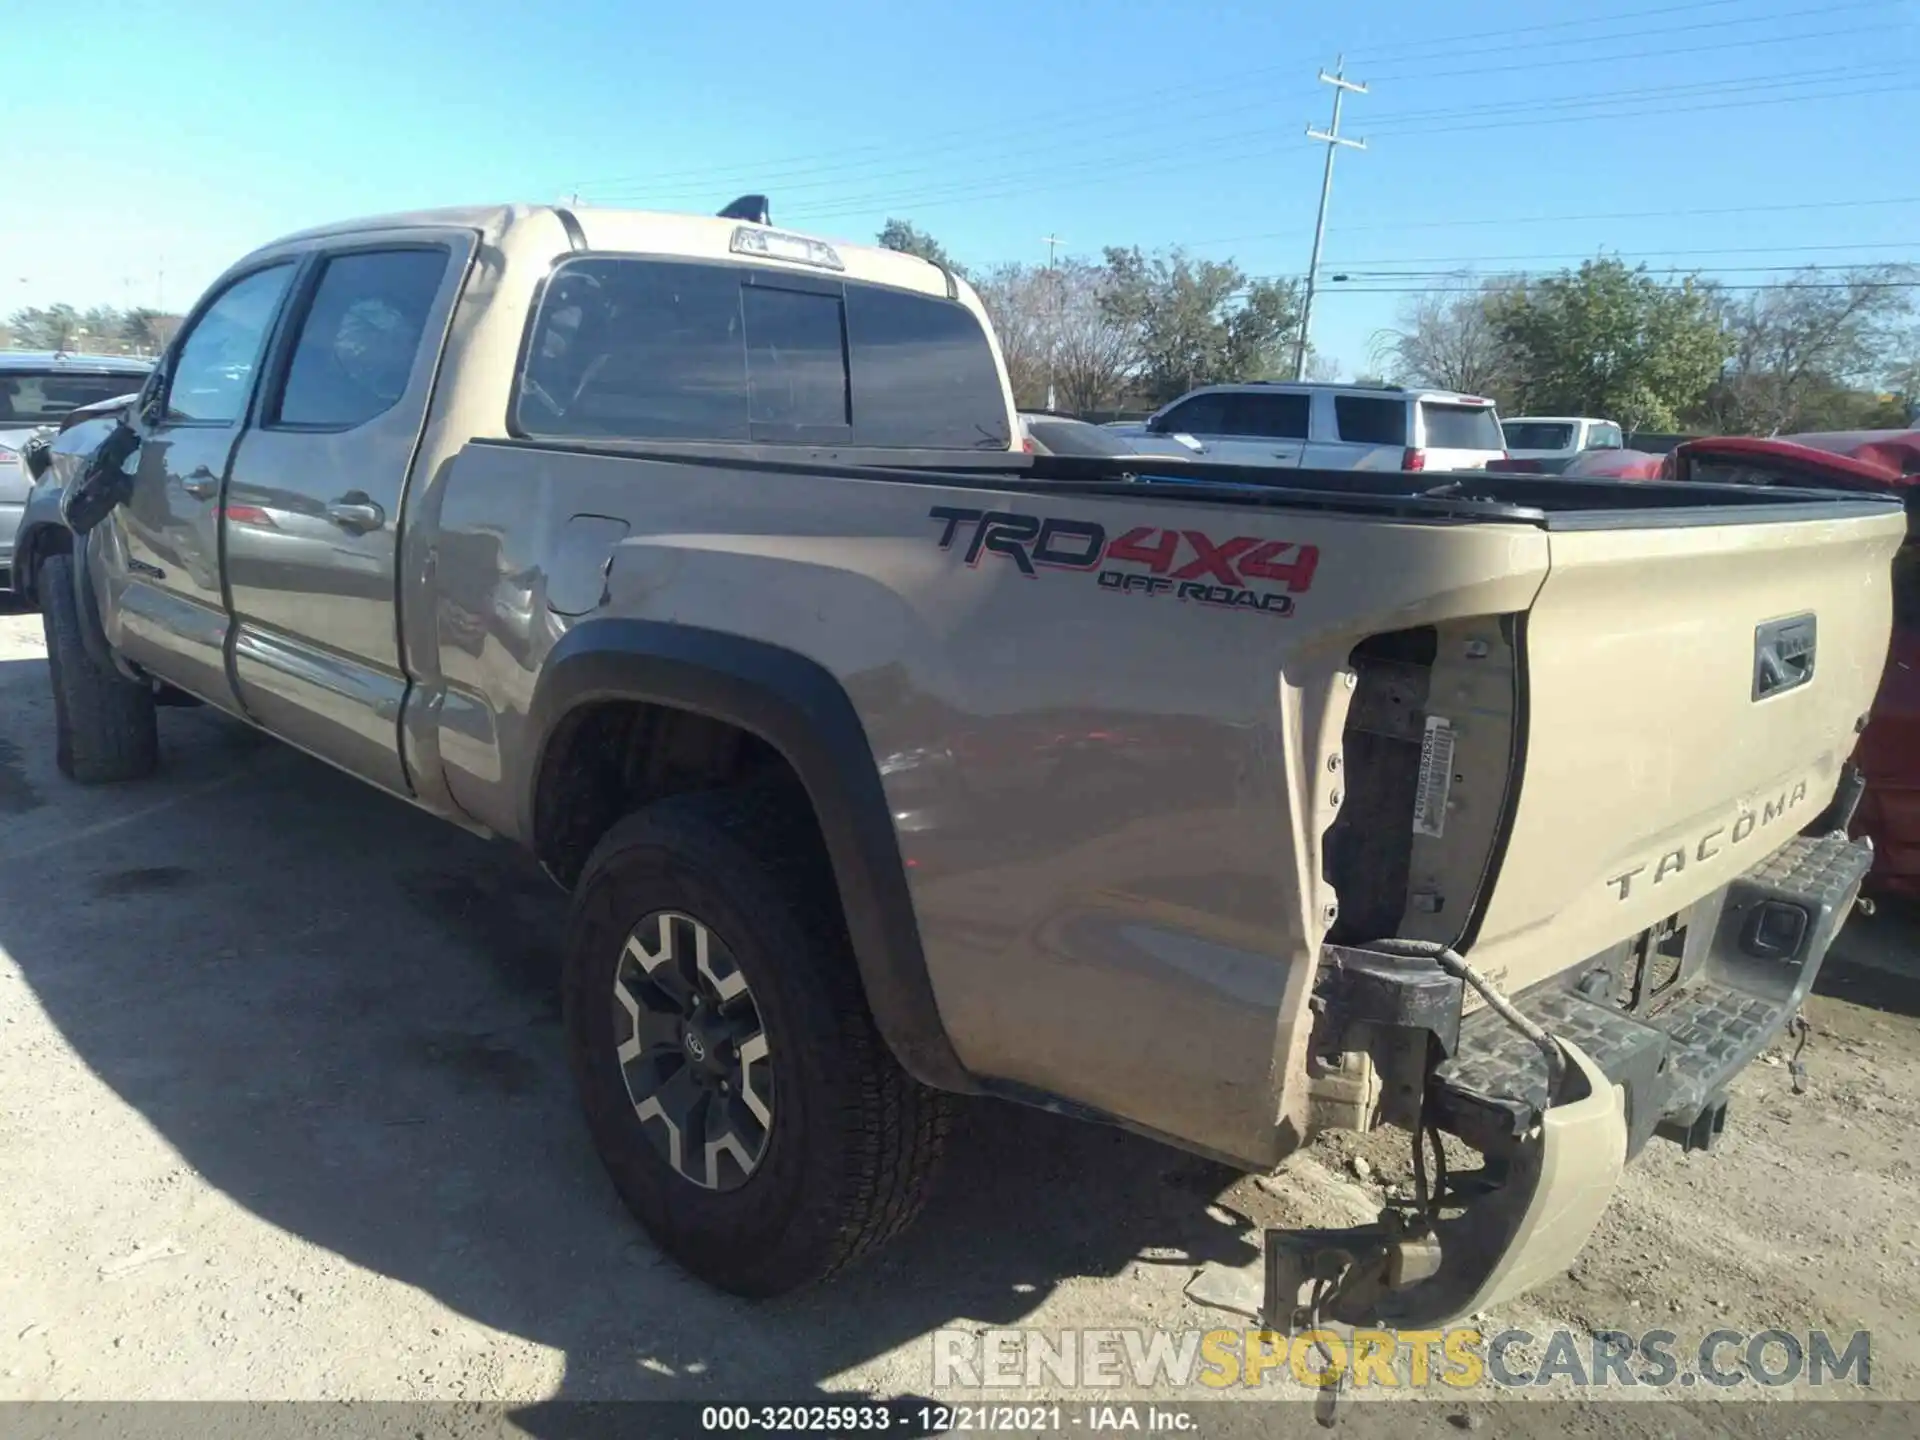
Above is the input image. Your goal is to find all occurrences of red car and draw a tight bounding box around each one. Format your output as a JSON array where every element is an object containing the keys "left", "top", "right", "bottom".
[{"left": 1647, "top": 430, "right": 1920, "bottom": 896}]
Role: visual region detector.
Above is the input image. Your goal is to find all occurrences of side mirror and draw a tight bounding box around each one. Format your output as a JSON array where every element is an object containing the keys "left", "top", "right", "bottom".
[
  {"left": 60, "top": 419, "right": 143, "bottom": 535},
  {"left": 1144, "top": 414, "right": 1166, "bottom": 434},
  {"left": 20, "top": 432, "right": 54, "bottom": 482}
]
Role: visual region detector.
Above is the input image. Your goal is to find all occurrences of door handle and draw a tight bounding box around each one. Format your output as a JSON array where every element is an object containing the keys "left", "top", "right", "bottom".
[
  {"left": 181, "top": 467, "right": 219, "bottom": 500},
  {"left": 325, "top": 495, "right": 386, "bottom": 533}
]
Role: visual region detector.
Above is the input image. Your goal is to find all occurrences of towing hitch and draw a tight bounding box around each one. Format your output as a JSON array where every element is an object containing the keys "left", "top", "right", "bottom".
[{"left": 1261, "top": 1037, "right": 1626, "bottom": 1332}]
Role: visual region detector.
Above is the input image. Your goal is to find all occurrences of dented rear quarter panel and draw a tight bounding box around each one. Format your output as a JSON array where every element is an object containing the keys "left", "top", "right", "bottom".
[{"left": 419, "top": 442, "right": 1552, "bottom": 1166}]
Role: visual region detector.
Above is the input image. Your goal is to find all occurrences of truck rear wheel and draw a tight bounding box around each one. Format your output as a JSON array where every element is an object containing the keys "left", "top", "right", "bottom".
[
  {"left": 38, "top": 554, "right": 158, "bottom": 785},
  {"left": 563, "top": 789, "right": 951, "bottom": 1296}
]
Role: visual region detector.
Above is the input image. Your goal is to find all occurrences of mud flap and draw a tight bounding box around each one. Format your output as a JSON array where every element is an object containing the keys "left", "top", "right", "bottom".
[{"left": 1264, "top": 1039, "right": 1626, "bottom": 1330}]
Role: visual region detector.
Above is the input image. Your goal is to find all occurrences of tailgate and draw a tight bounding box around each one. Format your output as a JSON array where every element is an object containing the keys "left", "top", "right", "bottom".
[{"left": 1465, "top": 508, "right": 1905, "bottom": 992}]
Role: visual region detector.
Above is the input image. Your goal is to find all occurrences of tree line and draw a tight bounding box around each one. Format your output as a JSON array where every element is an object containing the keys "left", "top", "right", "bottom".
[
  {"left": 4, "top": 304, "right": 180, "bottom": 357},
  {"left": 1369, "top": 259, "right": 1919, "bottom": 435},
  {"left": 877, "top": 219, "right": 1317, "bottom": 415},
  {"left": 880, "top": 219, "right": 1919, "bottom": 433}
]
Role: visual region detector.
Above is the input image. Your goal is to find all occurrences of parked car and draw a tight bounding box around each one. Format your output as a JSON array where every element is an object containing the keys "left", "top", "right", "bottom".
[
  {"left": 1, "top": 352, "right": 153, "bottom": 591},
  {"left": 35, "top": 201, "right": 1898, "bottom": 1329},
  {"left": 1017, "top": 411, "right": 1204, "bottom": 465},
  {"left": 1558, "top": 447, "right": 1664, "bottom": 480},
  {"left": 1106, "top": 381, "right": 1509, "bottom": 473},
  {"left": 1656, "top": 430, "right": 1920, "bottom": 901},
  {"left": 1496, "top": 415, "right": 1625, "bottom": 473},
  {"left": 1018, "top": 412, "right": 1145, "bottom": 457}
]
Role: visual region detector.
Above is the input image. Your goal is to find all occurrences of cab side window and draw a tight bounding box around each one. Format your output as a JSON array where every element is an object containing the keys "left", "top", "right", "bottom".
[
  {"left": 272, "top": 249, "right": 450, "bottom": 429},
  {"left": 164, "top": 264, "right": 297, "bottom": 424}
]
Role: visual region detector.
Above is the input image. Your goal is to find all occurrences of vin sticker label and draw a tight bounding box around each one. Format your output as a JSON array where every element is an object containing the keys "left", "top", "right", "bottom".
[{"left": 1413, "top": 715, "right": 1456, "bottom": 838}]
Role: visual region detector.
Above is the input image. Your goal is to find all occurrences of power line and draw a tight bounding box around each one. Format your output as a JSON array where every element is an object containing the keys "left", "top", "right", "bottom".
[
  {"left": 1361, "top": 62, "right": 1900, "bottom": 130},
  {"left": 777, "top": 80, "right": 1909, "bottom": 225},
  {"left": 1323, "top": 243, "right": 1919, "bottom": 269},
  {"left": 1359, "top": 0, "right": 1891, "bottom": 68},
  {"left": 1327, "top": 263, "right": 1914, "bottom": 280},
  {"left": 560, "top": 2, "right": 1898, "bottom": 196},
  {"left": 1367, "top": 16, "right": 1910, "bottom": 84},
  {"left": 577, "top": 64, "right": 1892, "bottom": 211},
  {"left": 1372, "top": 79, "right": 1920, "bottom": 139},
  {"left": 586, "top": 68, "right": 1913, "bottom": 229},
  {"left": 1186, "top": 195, "right": 1920, "bottom": 249},
  {"left": 1345, "top": 0, "right": 1750, "bottom": 61}
]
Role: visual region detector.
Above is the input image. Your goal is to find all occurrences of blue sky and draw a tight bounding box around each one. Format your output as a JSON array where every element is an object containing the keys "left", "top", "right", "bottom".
[{"left": 7, "top": 0, "right": 1916, "bottom": 376}]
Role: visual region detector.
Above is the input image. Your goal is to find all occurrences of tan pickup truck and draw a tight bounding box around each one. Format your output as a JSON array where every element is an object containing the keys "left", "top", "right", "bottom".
[{"left": 27, "top": 201, "right": 1902, "bottom": 1326}]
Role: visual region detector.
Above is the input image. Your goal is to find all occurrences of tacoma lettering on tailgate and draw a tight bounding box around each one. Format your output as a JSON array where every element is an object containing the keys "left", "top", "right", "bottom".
[
  {"left": 1606, "top": 778, "right": 1811, "bottom": 900},
  {"left": 928, "top": 506, "right": 1318, "bottom": 617}
]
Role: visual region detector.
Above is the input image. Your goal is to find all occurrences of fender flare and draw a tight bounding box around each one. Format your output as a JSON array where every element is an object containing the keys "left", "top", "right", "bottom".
[{"left": 524, "top": 618, "right": 974, "bottom": 1094}]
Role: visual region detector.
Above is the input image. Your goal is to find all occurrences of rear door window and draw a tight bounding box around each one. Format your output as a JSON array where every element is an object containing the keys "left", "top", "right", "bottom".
[
  {"left": 1334, "top": 395, "right": 1407, "bottom": 445},
  {"left": 1224, "top": 391, "right": 1310, "bottom": 439},
  {"left": 1421, "top": 402, "right": 1504, "bottom": 451},
  {"left": 271, "top": 248, "right": 450, "bottom": 429},
  {"left": 515, "top": 256, "right": 1008, "bottom": 450}
]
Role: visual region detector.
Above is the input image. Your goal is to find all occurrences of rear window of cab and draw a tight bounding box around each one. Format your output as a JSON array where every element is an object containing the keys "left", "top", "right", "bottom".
[{"left": 513, "top": 255, "right": 1011, "bottom": 451}]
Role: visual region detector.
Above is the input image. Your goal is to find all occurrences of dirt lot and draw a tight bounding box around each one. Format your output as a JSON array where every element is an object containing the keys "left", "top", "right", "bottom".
[{"left": 1, "top": 600, "right": 1916, "bottom": 1437}]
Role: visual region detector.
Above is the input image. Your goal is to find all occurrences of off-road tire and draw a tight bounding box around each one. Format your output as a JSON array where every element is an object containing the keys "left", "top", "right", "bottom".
[
  {"left": 564, "top": 788, "right": 951, "bottom": 1297},
  {"left": 39, "top": 553, "right": 158, "bottom": 784}
]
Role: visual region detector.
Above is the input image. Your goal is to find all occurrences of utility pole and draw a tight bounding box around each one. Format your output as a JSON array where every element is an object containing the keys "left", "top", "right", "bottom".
[
  {"left": 1042, "top": 234, "right": 1063, "bottom": 411},
  {"left": 1293, "top": 57, "right": 1367, "bottom": 381}
]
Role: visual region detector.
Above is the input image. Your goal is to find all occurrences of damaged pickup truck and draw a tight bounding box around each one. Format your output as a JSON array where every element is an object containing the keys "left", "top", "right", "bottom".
[{"left": 30, "top": 200, "right": 1903, "bottom": 1324}]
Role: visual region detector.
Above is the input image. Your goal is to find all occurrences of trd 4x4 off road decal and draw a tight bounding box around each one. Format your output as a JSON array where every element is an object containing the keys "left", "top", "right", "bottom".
[{"left": 927, "top": 506, "right": 1317, "bottom": 617}]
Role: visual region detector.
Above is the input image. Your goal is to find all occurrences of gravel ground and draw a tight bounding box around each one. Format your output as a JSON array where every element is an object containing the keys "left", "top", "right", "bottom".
[{"left": 1, "top": 600, "right": 1915, "bottom": 1438}]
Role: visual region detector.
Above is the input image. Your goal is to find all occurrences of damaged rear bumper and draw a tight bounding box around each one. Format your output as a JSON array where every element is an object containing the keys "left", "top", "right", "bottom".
[
  {"left": 1270, "top": 829, "right": 1869, "bottom": 1331},
  {"left": 1432, "top": 828, "right": 1869, "bottom": 1159}
]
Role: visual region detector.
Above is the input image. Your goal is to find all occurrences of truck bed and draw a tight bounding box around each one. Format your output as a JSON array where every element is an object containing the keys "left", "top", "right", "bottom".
[{"left": 473, "top": 437, "right": 1900, "bottom": 530}]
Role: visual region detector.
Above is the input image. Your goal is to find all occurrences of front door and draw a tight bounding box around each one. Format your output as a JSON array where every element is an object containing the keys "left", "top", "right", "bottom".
[
  {"left": 104, "top": 263, "right": 298, "bottom": 708},
  {"left": 223, "top": 236, "right": 470, "bottom": 794}
]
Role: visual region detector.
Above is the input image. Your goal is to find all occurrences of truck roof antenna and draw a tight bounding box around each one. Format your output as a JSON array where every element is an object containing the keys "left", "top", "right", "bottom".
[{"left": 719, "top": 194, "right": 770, "bottom": 225}]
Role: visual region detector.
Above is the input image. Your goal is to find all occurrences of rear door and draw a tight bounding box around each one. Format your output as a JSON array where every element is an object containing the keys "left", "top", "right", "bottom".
[
  {"left": 223, "top": 232, "right": 473, "bottom": 793},
  {"left": 104, "top": 263, "right": 299, "bottom": 708},
  {"left": 1418, "top": 398, "right": 1506, "bottom": 470},
  {"left": 1317, "top": 391, "right": 1409, "bottom": 469}
]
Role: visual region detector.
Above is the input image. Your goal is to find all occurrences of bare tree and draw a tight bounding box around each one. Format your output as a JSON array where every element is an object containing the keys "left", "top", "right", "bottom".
[
  {"left": 1370, "top": 277, "right": 1518, "bottom": 401},
  {"left": 1701, "top": 266, "right": 1918, "bottom": 434},
  {"left": 973, "top": 262, "right": 1050, "bottom": 409},
  {"left": 1303, "top": 350, "right": 1341, "bottom": 383},
  {"left": 1049, "top": 260, "right": 1135, "bottom": 413}
]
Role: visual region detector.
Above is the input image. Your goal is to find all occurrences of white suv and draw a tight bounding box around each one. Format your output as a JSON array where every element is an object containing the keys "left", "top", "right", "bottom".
[{"left": 1111, "top": 382, "right": 1508, "bottom": 473}]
